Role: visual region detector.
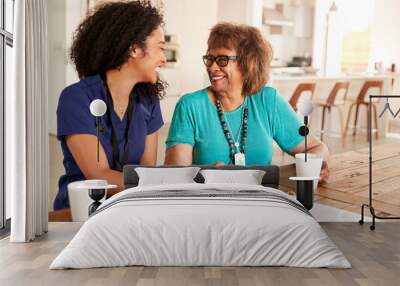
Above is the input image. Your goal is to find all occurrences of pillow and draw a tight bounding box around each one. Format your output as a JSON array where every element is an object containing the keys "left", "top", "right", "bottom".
[
  {"left": 200, "top": 169, "right": 266, "bottom": 185},
  {"left": 135, "top": 167, "right": 201, "bottom": 186}
]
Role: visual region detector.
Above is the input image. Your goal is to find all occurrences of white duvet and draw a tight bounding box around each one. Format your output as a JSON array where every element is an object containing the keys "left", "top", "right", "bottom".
[{"left": 50, "top": 183, "right": 351, "bottom": 269}]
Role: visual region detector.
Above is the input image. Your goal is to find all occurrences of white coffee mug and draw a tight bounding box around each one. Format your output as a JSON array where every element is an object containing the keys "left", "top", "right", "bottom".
[{"left": 295, "top": 153, "right": 323, "bottom": 192}]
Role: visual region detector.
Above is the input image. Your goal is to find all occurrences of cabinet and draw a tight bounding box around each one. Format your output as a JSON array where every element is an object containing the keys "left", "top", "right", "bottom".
[{"left": 293, "top": 4, "right": 314, "bottom": 38}]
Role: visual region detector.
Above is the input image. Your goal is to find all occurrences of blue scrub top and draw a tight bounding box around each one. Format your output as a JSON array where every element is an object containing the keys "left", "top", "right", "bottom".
[{"left": 55, "top": 74, "right": 164, "bottom": 210}]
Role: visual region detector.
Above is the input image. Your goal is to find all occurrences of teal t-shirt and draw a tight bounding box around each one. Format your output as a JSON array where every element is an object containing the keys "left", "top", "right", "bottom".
[{"left": 166, "top": 86, "right": 304, "bottom": 165}]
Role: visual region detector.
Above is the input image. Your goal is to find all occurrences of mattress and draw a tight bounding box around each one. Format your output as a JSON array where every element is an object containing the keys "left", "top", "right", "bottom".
[{"left": 50, "top": 183, "right": 351, "bottom": 269}]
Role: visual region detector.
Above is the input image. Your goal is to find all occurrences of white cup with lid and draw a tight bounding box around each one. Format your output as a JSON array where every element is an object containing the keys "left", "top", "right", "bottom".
[{"left": 295, "top": 153, "right": 323, "bottom": 192}]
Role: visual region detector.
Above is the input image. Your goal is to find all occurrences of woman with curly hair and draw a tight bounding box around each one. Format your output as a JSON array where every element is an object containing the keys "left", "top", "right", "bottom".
[
  {"left": 54, "top": 1, "right": 166, "bottom": 211},
  {"left": 165, "top": 23, "right": 330, "bottom": 182}
]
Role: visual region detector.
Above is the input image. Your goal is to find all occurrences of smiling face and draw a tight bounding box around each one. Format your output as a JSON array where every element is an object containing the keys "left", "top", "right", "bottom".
[
  {"left": 129, "top": 26, "right": 166, "bottom": 84},
  {"left": 206, "top": 47, "right": 244, "bottom": 96}
]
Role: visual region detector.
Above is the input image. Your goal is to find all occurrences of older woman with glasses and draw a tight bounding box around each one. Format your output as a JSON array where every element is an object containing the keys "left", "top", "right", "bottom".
[{"left": 165, "top": 23, "right": 329, "bottom": 182}]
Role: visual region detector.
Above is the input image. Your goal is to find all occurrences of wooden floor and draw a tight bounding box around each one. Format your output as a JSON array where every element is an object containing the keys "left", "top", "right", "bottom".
[{"left": 1, "top": 222, "right": 399, "bottom": 286}]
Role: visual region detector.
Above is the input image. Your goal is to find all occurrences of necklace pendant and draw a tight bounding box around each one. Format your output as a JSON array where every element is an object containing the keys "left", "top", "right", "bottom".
[
  {"left": 234, "top": 142, "right": 239, "bottom": 148},
  {"left": 117, "top": 106, "right": 124, "bottom": 115}
]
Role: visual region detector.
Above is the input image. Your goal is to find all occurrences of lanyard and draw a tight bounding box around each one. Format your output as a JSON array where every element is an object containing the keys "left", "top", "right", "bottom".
[
  {"left": 216, "top": 97, "right": 248, "bottom": 164},
  {"left": 102, "top": 75, "right": 135, "bottom": 171}
]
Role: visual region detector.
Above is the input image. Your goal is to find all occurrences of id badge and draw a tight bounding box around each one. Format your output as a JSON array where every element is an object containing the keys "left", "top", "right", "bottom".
[{"left": 234, "top": 152, "right": 246, "bottom": 166}]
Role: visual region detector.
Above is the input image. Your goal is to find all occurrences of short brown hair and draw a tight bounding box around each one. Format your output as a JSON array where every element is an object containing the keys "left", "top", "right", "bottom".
[{"left": 207, "top": 22, "right": 273, "bottom": 96}]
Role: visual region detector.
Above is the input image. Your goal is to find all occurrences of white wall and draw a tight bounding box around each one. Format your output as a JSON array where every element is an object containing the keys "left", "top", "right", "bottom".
[
  {"left": 218, "top": 0, "right": 262, "bottom": 28},
  {"left": 324, "top": 7, "right": 341, "bottom": 76},
  {"left": 65, "top": 0, "right": 83, "bottom": 85},
  {"left": 312, "top": 0, "right": 330, "bottom": 72},
  {"left": 47, "top": 0, "right": 67, "bottom": 135},
  {"left": 160, "top": 0, "right": 218, "bottom": 122},
  {"left": 370, "top": 0, "right": 400, "bottom": 72},
  {"left": 161, "top": 0, "right": 218, "bottom": 96},
  {"left": 218, "top": 0, "right": 247, "bottom": 25},
  {"left": 370, "top": 0, "right": 400, "bottom": 127}
]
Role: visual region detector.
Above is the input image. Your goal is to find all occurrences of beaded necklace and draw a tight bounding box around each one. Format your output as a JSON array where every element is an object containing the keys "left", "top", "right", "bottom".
[{"left": 216, "top": 97, "right": 248, "bottom": 164}]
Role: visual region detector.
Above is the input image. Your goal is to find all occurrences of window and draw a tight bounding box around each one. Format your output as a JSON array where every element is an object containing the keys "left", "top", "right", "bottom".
[
  {"left": 341, "top": 30, "right": 371, "bottom": 74},
  {"left": 1, "top": 0, "right": 14, "bottom": 233},
  {"left": 337, "top": 0, "right": 374, "bottom": 73}
]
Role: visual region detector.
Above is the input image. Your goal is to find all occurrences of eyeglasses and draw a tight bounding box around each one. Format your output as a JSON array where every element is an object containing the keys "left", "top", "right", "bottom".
[{"left": 202, "top": 55, "right": 238, "bottom": 68}]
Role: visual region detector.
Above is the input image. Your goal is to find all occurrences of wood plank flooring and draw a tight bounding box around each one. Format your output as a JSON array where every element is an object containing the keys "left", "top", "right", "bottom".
[{"left": 1, "top": 222, "right": 400, "bottom": 286}]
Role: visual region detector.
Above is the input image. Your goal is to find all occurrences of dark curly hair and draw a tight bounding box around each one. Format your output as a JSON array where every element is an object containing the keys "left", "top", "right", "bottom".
[{"left": 70, "top": 0, "right": 166, "bottom": 101}]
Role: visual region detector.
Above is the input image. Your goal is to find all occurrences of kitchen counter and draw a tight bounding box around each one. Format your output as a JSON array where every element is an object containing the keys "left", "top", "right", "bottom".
[
  {"left": 270, "top": 72, "right": 400, "bottom": 81},
  {"left": 270, "top": 72, "right": 399, "bottom": 103}
]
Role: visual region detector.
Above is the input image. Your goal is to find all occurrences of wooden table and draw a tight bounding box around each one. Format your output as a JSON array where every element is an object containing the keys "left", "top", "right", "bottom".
[
  {"left": 49, "top": 208, "right": 72, "bottom": 222},
  {"left": 279, "top": 141, "right": 400, "bottom": 217}
]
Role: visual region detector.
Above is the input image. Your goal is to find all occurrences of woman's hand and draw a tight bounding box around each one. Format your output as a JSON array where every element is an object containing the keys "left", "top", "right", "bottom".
[
  {"left": 319, "top": 161, "right": 329, "bottom": 184},
  {"left": 214, "top": 161, "right": 225, "bottom": 167}
]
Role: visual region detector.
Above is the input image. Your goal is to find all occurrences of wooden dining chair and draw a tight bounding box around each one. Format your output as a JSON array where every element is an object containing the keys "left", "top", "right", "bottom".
[
  {"left": 344, "top": 80, "right": 383, "bottom": 141},
  {"left": 313, "top": 81, "right": 350, "bottom": 141},
  {"left": 289, "top": 83, "right": 316, "bottom": 112}
]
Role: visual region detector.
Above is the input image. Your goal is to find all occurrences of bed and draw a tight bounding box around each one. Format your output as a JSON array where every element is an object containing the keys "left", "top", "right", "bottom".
[{"left": 50, "top": 165, "right": 350, "bottom": 269}]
